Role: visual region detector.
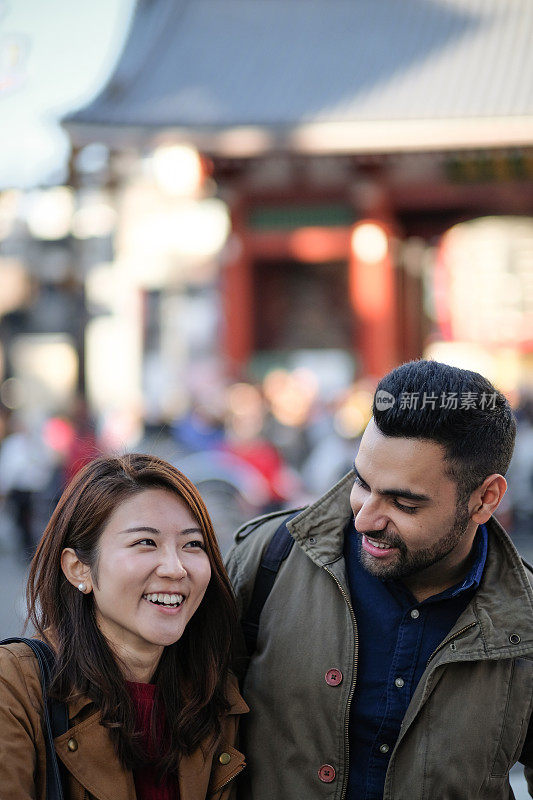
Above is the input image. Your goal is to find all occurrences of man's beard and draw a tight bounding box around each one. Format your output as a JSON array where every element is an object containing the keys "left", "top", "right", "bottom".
[{"left": 357, "top": 499, "right": 471, "bottom": 582}]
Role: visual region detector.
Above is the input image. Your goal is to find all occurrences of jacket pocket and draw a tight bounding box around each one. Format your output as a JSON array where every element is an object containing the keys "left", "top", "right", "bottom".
[
  {"left": 490, "top": 658, "right": 533, "bottom": 778},
  {"left": 208, "top": 743, "right": 246, "bottom": 795}
]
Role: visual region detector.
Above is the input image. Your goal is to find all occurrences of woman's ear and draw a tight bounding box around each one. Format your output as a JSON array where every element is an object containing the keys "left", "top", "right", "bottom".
[{"left": 61, "top": 548, "right": 93, "bottom": 594}]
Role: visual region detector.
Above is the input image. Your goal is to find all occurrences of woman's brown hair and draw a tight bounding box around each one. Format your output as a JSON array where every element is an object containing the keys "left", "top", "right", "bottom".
[{"left": 27, "top": 453, "right": 239, "bottom": 778}]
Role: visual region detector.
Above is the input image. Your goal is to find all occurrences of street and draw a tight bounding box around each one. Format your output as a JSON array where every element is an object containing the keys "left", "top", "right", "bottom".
[{"left": 0, "top": 510, "right": 531, "bottom": 797}]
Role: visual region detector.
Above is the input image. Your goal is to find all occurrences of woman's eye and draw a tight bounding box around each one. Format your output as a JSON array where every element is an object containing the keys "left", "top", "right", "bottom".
[
  {"left": 393, "top": 499, "right": 418, "bottom": 514},
  {"left": 184, "top": 540, "right": 205, "bottom": 550},
  {"left": 135, "top": 538, "right": 156, "bottom": 547}
]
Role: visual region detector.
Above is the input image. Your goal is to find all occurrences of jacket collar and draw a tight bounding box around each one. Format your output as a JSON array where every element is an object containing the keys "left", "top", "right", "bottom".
[
  {"left": 456, "top": 515, "right": 533, "bottom": 656},
  {"left": 288, "top": 471, "right": 533, "bottom": 655},
  {"left": 68, "top": 691, "right": 94, "bottom": 718},
  {"left": 288, "top": 471, "right": 354, "bottom": 565},
  {"left": 226, "top": 674, "right": 250, "bottom": 714}
]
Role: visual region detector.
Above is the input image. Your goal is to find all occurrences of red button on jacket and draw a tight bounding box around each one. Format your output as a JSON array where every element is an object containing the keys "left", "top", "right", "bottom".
[
  {"left": 325, "top": 669, "right": 343, "bottom": 686},
  {"left": 318, "top": 764, "right": 336, "bottom": 783}
]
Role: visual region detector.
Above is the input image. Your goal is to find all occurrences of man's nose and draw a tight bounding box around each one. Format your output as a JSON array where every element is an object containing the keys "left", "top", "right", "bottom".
[{"left": 353, "top": 496, "right": 388, "bottom": 533}]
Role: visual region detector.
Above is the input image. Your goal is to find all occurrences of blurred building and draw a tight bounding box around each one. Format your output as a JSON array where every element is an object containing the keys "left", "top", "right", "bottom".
[
  {"left": 61, "top": 0, "right": 533, "bottom": 401},
  {"left": 1, "top": 0, "right": 528, "bottom": 435}
]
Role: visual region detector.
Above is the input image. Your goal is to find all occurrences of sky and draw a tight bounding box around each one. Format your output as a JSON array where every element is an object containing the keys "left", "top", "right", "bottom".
[{"left": 0, "top": 0, "right": 135, "bottom": 188}]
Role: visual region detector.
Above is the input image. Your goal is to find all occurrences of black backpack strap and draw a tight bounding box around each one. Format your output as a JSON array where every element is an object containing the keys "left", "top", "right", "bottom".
[
  {"left": 242, "top": 510, "right": 301, "bottom": 656},
  {"left": 1, "top": 637, "right": 68, "bottom": 800}
]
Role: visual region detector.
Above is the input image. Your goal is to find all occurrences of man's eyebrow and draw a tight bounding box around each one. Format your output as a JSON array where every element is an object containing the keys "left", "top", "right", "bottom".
[
  {"left": 118, "top": 526, "right": 203, "bottom": 536},
  {"left": 353, "top": 465, "right": 431, "bottom": 503}
]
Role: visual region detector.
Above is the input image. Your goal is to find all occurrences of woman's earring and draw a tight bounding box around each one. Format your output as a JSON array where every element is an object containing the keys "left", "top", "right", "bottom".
[{"left": 78, "top": 582, "right": 87, "bottom": 593}]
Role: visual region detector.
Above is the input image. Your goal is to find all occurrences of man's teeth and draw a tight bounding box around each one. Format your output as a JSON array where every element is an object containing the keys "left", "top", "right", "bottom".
[
  {"left": 144, "top": 593, "right": 184, "bottom": 606},
  {"left": 366, "top": 537, "right": 392, "bottom": 549}
]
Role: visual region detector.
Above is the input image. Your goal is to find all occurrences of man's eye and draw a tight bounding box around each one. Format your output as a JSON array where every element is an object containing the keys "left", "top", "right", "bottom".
[
  {"left": 353, "top": 475, "right": 369, "bottom": 490},
  {"left": 393, "top": 499, "right": 418, "bottom": 514}
]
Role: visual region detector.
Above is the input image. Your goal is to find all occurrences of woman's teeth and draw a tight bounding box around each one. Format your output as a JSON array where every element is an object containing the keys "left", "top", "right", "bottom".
[{"left": 144, "top": 592, "right": 184, "bottom": 607}]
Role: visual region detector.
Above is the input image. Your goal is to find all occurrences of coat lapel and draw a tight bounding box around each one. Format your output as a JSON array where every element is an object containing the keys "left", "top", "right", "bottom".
[
  {"left": 54, "top": 678, "right": 248, "bottom": 800},
  {"left": 55, "top": 708, "right": 136, "bottom": 800}
]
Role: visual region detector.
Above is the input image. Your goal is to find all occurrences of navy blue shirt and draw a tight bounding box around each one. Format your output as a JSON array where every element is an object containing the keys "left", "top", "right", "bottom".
[{"left": 344, "top": 520, "right": 488, "bottom": 800}]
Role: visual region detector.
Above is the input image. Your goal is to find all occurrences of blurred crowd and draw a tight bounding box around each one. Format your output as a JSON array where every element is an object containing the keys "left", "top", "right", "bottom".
[{"left": 1, "top": 374, "right": 532, "bottom": 560}]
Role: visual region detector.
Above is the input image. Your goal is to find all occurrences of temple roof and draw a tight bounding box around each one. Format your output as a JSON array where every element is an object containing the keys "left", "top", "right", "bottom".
[{"left": 64, "top": 0, "right": 533, "bottom": 155}]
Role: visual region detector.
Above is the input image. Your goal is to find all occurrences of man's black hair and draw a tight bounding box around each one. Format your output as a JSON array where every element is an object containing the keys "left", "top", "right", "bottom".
[{"left": 373, "top": 360, "right": 516, "bottom": 498}]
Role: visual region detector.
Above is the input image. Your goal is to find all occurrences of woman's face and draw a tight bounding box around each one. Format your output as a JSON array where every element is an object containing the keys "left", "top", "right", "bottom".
[{"left": 87, "top": 488, "right": 211, "bottom": 675}]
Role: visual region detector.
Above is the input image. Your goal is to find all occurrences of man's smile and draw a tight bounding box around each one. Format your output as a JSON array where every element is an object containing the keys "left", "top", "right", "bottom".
[{"left": 361, "top": 534, "right": 398, "bottom": 558}]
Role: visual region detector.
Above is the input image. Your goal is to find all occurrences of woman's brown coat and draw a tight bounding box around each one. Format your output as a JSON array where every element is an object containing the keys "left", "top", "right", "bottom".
[{"left": 0, "top": 641, "right": 247, "bottom": 800}]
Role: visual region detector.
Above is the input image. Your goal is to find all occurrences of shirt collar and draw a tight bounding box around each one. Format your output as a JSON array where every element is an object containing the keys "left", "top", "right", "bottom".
[{"left": 442, "top": 523, "right": 488, "bottom": 598}]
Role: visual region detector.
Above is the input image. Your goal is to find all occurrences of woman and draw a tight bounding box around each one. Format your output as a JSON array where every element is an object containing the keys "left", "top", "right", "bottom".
[{"left": 0, "top": 453, "right": 248, "bottom": 800}]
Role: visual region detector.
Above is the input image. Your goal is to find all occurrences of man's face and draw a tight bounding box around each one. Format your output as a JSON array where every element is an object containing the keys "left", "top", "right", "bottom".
[{"left": 350, "top": 420, "right": 475, "bottom": 590}]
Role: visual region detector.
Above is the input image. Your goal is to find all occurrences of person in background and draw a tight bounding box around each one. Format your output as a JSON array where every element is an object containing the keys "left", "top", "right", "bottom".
[
  {"left": 227, "top": 360, "right": 533, "bottom": 800},
  {"left": 0, "top": 453, "right": 247, "bottom": 800},
  {"left": 0, "top": 413, "right": 53, "bottom": 558},
  {"left": 62, "top": 395, "right": 100, "bottom": 487}
]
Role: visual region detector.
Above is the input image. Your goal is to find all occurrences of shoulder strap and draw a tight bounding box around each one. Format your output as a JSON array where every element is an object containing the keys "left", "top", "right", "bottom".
[
  {"left": 0, "top": 637, "right": 68, "bottom": 800},
  {"left": 241, "top": 511, "right": 301, "bottom": 656},
  {"left": 522, "top": 557, "right": 533, "bottom": 575}
]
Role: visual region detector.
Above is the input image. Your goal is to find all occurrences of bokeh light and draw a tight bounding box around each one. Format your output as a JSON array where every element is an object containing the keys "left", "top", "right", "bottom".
[
  {"left": 351, "top": 222, "right": 389, "bottom": 263},
  {"left": 152, "top": 144, "right": 204, "bottom": 197},
  {"left": 25, "top": 186, "right": 74, "bottom": 240}
]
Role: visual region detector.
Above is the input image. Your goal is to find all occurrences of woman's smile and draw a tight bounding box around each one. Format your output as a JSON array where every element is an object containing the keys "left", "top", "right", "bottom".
[{"left": 142, "top": 591, "right": 185, "bottom": 609}]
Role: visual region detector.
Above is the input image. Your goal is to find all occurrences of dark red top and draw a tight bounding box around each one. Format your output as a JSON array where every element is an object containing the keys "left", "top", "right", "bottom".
[{"left": 126, "top": 681, "right": 179, "bottom": 800}]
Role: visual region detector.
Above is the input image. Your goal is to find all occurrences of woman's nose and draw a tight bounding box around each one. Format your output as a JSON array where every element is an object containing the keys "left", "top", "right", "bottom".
[{"left": 156, "top": 550, "right": 187, "bottom": 579}]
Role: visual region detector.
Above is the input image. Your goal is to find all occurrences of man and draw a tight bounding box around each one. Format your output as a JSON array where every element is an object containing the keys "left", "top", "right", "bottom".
[{"left": 226, "top": 360, "right": 533, "bottom": 800}]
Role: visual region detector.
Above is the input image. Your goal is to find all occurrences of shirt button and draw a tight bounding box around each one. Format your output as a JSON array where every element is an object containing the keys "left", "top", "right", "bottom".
[
  {"left": 67, "top": 738, "right": 78, "bottom": 752},
  {"left": 379, "top": 744, "right": 390, "bottom": 754},
  {"left": 318, "top": 764, "right": 336, "bottom": 783},
  {"left": 394, "top": 677, "right": 405, "bottom": 688},
  {"left": 410, "top": 609, "right": 420, "bottom": 619},
  {"left": 325, "top": 669, "right": 343, "bottom": 686},
  {"left": 218, "top": 752, "right": 231, "bottom": 765}
]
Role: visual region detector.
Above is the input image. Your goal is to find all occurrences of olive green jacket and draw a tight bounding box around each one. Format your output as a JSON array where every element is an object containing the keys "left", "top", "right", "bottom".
[
  {"left": 226, "top": 471, "right": 533, "bottom": 800},
  {"left": 0, "top": 641, "right": 248, "bottom": 800}
]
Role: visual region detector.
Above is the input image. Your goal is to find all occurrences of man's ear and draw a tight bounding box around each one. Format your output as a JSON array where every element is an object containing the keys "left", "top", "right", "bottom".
[
  {"left": 470, "top": 474, "right": 507, "bottom": 525},
  {"left": 61, "top": 548, "right": 93, "bottom": 593}
]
